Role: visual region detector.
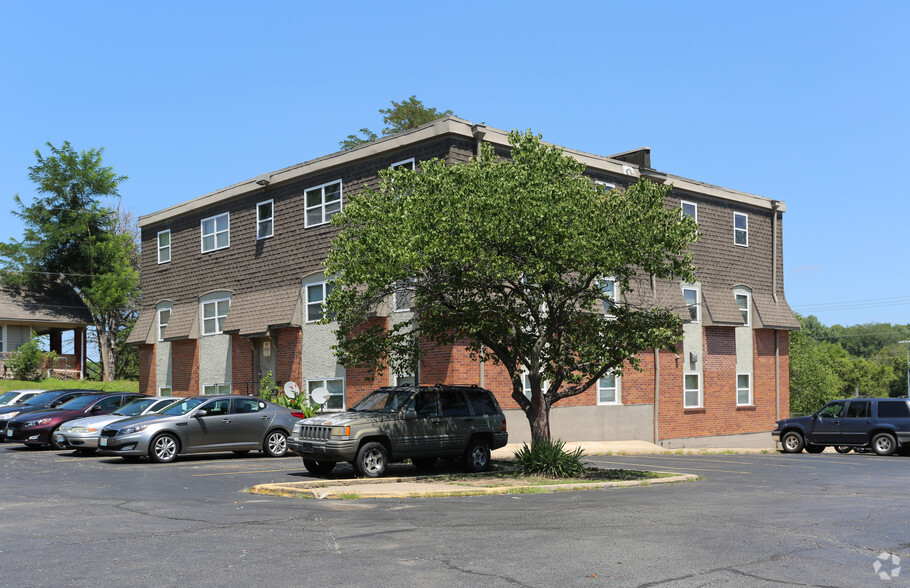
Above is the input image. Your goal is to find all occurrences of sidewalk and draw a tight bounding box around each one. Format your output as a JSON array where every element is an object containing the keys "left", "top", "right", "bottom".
[{"left": 251, "top": 440, "right": 771, "bottom": 500}]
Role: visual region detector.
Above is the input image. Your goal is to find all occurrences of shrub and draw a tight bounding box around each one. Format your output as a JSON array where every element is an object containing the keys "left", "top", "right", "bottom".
[
  {"left": 512, "top": 438, "right": 586, "bottom": 478},
  {"left": 258, "top": 371, "right": 320, "bottom": 417},
  {"left": 6, "top": 337, "right": 56, "bottom": 381}
]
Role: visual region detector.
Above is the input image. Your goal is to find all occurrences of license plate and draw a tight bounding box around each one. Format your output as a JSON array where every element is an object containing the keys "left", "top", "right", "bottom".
[
  {"left": 298, "top": 442, "right": 313, "bottom": 453},
  {"left": 54, "top": 434, "right": 65, "bottom": 443},
  {"left": 5, "top": 428, "right": 11, "bottom": 437},
  {"left": 100, "top": 437, "right": 108, "bottom": 447}
]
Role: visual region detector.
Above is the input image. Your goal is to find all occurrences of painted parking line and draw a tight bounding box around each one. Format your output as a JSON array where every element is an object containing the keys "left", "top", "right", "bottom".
[
  {"left": 192, "top": 468, "right": 299, "bottom": 477},
  {"left": 587, "top": 458, "right": 753, "bottom": 475},
  {"left": 620, "top": 455, "right": 821, "bottom": 470}
]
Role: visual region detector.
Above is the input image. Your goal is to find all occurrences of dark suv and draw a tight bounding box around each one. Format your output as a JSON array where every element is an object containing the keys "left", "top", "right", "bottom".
[
  {"left": 288, "top": 384, "right": 508, "bottom": 477},
  {"left": 773, "top": 397, "right": 910, "bottom": 455}
]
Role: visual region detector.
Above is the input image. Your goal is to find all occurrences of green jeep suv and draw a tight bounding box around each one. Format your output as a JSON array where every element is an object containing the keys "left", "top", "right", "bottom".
[{"left": 287, "top": 384, "right": 508, "bottom": 477}]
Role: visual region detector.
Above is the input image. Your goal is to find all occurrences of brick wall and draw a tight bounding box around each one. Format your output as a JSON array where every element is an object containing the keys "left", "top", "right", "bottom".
[
  {"left": 138, "top": 344, "right": 156, "bottom": 396},
  {"left": 276, "top": 327, "right": 302, "bottom": 387},
  {"left": 231, "top": 333, "right": 254, "bottom": 395},
  {"left": 171, "top": 340, "right": 199, "bottom": 395}
]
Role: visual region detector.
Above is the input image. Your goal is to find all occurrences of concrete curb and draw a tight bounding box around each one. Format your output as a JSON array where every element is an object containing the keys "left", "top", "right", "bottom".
[{"left": 249, "top": 472, "right": 699, "bottom": 500}]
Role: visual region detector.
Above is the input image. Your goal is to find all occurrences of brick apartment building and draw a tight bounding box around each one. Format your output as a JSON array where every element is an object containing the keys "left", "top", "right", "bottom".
[{"left": 127, "top": 117, "right": 799, "bottom": 447}]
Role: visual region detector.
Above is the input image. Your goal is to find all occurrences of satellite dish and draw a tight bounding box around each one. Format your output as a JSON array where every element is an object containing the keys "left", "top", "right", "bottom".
[
  {"left": 310, "top": 386, "right": 330, "bottom": 405},
  {"left": 283, "top": 381, "right": 300, "bottom": 399}
]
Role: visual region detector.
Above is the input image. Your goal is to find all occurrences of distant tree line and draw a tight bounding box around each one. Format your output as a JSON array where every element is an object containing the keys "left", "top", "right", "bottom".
[{"left": 790, "top": 314, "right": 910, "bottom": 414}]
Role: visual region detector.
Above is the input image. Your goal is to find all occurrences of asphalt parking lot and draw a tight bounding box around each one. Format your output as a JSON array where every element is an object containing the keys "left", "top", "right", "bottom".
[{"left": 2, "top": 443, "right": 910, "bottom": 587}]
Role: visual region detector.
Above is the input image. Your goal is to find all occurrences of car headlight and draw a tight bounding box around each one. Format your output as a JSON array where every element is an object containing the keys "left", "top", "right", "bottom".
[
  {"left": 118, "top": 424, "right": 149, "bottom": 436},
  {"left": 24, "top": 418, "right": 52, "bottom": 428},
  {"left": 69, "top": 426, "right": 98, "bottom": 434},
  {"left": 2, "top": 411, "right": 20, "bottom": 420},
  {"left": 292, "top": 423, "right": 302, "bottom": 436},
  {"left": 330, "top": 426, "right": 351, "bottom": 440}
]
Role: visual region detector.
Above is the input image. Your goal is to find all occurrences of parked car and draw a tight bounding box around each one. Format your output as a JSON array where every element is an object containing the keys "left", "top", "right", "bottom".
[
  {"left": 0, "top": 390, "right": 44, "bottom": 407},
  {"left": 773, "top": 397, "right": 910, "bottom": 456},
  {"left": 287, "top": 384, "right": 509, "bottom": 478},
  {"left": 97, "top": 395, "right": 304, "bottom": 463},
  {"left": 0, "top": 389, "right": 99, "bottom": 441},
  {"left": 5, "top": 392, "right": 144, "bottom": 448},
  {"left": 55, "top": 396, "right": 184, "bottom": 453}
]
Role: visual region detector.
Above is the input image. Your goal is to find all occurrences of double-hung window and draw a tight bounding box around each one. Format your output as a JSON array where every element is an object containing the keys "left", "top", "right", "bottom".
[
  {"left": 157, "top": 230, "right": 171, "bottom": 263},
  {"left": 736, "top": 373, "right": 752, "bottom": 406},
  {"left": 202, "top": 299, "right": 230, "bottom": 335},
  {"left": 734, "top": 212, "right": 748, "bottom": 246},
  {"left": 257, "top": 200, "right": 274, "bottom": 239},
  {"left": 681, "top": 201, "right": 697, "bottom": 222},
  {"left": 203, "top": 384, "right": 231, "bottom": 396},
  {"left": 305, "top": 180, "right": 342, "bottom": 227},
  {"left": 158, "top": 308, "right": 170, "bottom": 341},
  {"left": 308, "top": 378, "right": 344, "bottom": 411},
  {"left": 306, "top": 282, "right": 333, "bottom": 322},
  {"left": 684, "top": 373, "right": 702, "bottom": 408},
  {"left": 599, "top": 277, "right": 617, "bottom": 316},
  {"left": 201, "top": 213, "right": 230, "bottom": 252},
  {"left": 597, "top": 373, "right": 620, "bottom": 405},
  {"left": 735, "top": 292, "right": 750, "bottom": 326},
  {"left": 393, "top": 278, "right": 415, "bottom": 312},
  {"left": 595, "top": 180, "right": 615, "bottom": 191},
  {"left": 682, "top": 287, "right": 699, "bottom": 322}
]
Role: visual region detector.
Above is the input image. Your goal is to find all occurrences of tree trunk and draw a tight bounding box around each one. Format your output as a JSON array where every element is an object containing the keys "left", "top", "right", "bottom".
[
  {"left": 94, "top": 318, "right": 117, "bottom": 381},
  {"left": 527, "top": 390, "right": 551, "bottom": 442}
]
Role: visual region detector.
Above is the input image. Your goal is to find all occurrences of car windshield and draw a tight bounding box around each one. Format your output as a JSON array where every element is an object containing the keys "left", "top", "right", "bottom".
[
  {"left": 22, "top": 391, "right": 72, "bottom": 406},
  {"left": 0, "top": 392, "right": 22, "bottom": 405},
  {"left": 350, "top": 389, "right": 415, "bottom": 413},
  {"left": 115, "top": 398, "right": 159, "bottom": 416},
  {"left": 58, "top": 395, "right": 102, "bottom": 410},
  {"left": 160, "top": 398, "right": 206, "bottom": 416}
]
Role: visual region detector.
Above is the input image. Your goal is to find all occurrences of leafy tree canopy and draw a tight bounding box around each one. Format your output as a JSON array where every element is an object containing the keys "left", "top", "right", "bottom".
[
  {"left": 0, "top": 141, "right": 138, "bottom": 381},
  {"left": 339, "top": 96, "right": 454, "bottom": 149},
  {"left": 325, "top": 130, "right": 699, "bottom": 440}
]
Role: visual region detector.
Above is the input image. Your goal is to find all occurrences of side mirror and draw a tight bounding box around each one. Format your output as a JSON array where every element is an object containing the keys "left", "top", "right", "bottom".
[
  {"left": 91, "top": 405, "right": 103, "bottom": 412},
  {"left": 812, "top": 413, "right": 819, "bottom": 420},
  {"left": 404, "top": 409, "right": 417, "bottom": 420},
  {"left": 195, "top": 409, "right": 208, "bottom": 418}
]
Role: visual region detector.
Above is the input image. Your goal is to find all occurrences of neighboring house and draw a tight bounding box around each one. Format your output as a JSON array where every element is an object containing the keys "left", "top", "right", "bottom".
[
  {"left": 127, "top": 116, "right": 799, "bottom": 447},
  {"left": 0, "top": 285, "right": 92, "bottom": 379}
]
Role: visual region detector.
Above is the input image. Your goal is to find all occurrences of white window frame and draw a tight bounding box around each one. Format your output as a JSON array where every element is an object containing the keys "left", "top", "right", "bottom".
[
  {"left": 394, "top": 371, "right": 418, "bottom": 386},
  {"left": 393, "top": 278, "right": 416, "bottom": 312},
  {"left": 736, "top": 373, "right": 752, "bottom": 406},
  {"left": 201, "top": 212, "right": 230, "bottom": 252},
  {"left": 257, "top": 199, "right": 274, "bottom": 240},
  {"left": 597, "top": 373, "right": 621, "bottom": 405},
  {"left": 599, "top": 276, "right": 617, "bottom": 317},
  {"left": 157, "top": 307, "right": 171, "bottom": 342},
  {"left": 308, "top": 378, "right": 345, "bottom": 411},
  {"left": 595, "top": 180, "right": 616, "bottom": 190},
  {"left": 157, "top": 230, "right": 171, "bottom": 264},
  {"left": 682, "top": 286, "right": 699, "bottom": 323},
  {"left": 306, "top": 282, "right": 333, "bottom": 323},
  {"left": 684, "top": 373, "right": 702, "bottom": 408},
  {"left": 735, "top": 292, "right": 751, "bottom": 327},
  {"left": 158, "top": 386, "right": 172, "bottom": 397},
  {"left": 522, "top": 368, "right": 550, "bottom": 400},
  {"left": 304, "top": 179, "right": 343, "bottom": 228},
  {"left": 203, "top": 383, "right": 231, "bottom": 396},
  {"left": 202, "top": 298, "right": 231, "bottom": 335},
  {"left": 734, "top": 212, "right": 748, "bottom": 247},
  {"left": 391, "top": 158, "right": 415, "bottom": 170},
  {"left": 681, "top": 201, "right": 697, "bottom": 223}
]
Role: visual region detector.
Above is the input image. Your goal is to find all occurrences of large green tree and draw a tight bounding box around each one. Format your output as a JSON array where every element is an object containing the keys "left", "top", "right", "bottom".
[
  {"left": 325, "top": 131, "right": 699, "bottom": 440},
  {"left": 0, "top": 142, "right": 139, "bottom": 381},
  {"left": 339, "top": 96, "right": 454, "bottom": 149}
]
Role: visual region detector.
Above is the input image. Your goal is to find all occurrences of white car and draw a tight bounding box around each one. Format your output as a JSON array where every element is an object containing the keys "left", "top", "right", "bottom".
[
  {"left": 55, "top": 396, "right": 183, "bottom": 453},
  {"left": 0, "top": 390, "right": 45, "bottom": 407}
]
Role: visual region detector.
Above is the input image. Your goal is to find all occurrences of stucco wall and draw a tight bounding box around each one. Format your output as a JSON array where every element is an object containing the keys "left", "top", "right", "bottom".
[{"left": 504, "top": 404, "right": 654, "bottom": 444}]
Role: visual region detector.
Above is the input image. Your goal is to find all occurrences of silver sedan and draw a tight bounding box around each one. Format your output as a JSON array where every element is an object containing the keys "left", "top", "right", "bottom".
[
  {"left": 97, "top": 395, "right": 304, "bottom": 463},
  {"left": 55, "top": 396, "right": 183, "bottom": 453}
]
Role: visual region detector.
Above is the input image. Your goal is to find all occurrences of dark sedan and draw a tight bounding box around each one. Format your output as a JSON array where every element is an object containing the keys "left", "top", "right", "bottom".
[
  {"left": 5, "top": 392, "right": 144, "bottom": 449},
  {"left": 0, "top": 389, "right": 99, "bottom": 441}
]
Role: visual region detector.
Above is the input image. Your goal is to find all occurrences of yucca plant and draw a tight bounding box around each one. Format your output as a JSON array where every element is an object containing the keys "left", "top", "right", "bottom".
[{"left": 512, "top": 438, "right": 586, "bottom": 478}]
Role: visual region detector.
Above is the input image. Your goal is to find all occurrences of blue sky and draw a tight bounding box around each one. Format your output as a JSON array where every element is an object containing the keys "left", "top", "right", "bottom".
[{"left": 1, "top": 1, "right": 908, "bottom": 328}]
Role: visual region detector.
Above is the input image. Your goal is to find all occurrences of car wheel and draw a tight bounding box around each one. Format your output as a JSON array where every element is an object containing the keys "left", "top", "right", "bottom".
[
  {"left": 49, "top": 427, "right": 67, "bottom": 450},
  {"left": 463, "top": 438, "right": 491, "bottom": 473},
  {"left": 263, "top": 430, "right": 288, "bottom": 457},
  {"left": 353, "top": 441, "right": 388, "bottom": 478},
  {"left": 303, "top": 459, "right": 336, "bottom": 475},
  {"left": 149, "top": 433, "right": 179, "bottom": 463},
  {"left": 805, "top": 444, "right": 825, "bottom": 454},
  {"left": 412, "top": 456, "right": 437, "bottom": 470},
  {"left": 781, "top": 431, "right": 805, "bottom": 453},
  {"left": 872, "top": 433, "right": 897, "bottom": 456},
  {"left": 834, "top": 446, "right": 852, "bottom": 454}
]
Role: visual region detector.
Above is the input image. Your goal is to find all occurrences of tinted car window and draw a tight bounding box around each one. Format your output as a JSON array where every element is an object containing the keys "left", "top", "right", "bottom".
[
  {"left": 439, "top": 391, "right": 470, "bottom": 417},
  {"left": 234, "top": 398, "right": 264, "bottom": 413},
  {"left": 818, "top": 402, "right": 845, "bottom": 418},
  {"left": 465, "top": 389, "right": 499, "bottom": 415},
  {"left": 845, "top": 401, "right": 870, "bottom": 418},
  {"left": 203, "top": 399, "right": 231, "bottom": 416},
  {"left": 93, "top": 396, "right": 123, "bottom": 412},
  {"left": 57, "top": 395, "right": 101, "bottom": 410},
  {"left": 878, "top": 400, "right": 910, "bottom": 418},
  {"left": 411, "top": 390, "right": 438, "bottom": 417},
  {"left": 117, "top": 398, "right": 159, "bottom": 416}
]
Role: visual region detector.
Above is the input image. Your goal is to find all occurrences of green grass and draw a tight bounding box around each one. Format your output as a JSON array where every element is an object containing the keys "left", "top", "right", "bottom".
[{"left": 0, "top": 378, "right": 139, "bottom": 393}]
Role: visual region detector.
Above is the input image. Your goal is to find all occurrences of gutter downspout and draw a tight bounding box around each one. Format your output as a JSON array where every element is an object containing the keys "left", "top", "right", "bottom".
[
  {"left": 771, "top": 200, "right": 781, "bottom": 303},
  {"left": 654, "top": 348, "right": 660, "bottom": 444},
  {"left": 473, "top": 124, "right": 487, "bottom": 387},
  {"left": 775, "top": 330, "right": 780, "bottom": 421}
]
